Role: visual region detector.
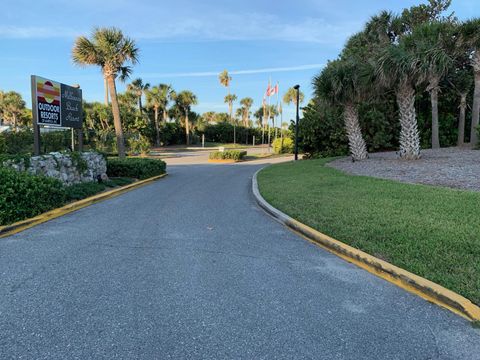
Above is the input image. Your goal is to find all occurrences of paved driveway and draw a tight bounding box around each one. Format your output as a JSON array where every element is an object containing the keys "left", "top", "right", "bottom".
[{"left": 1, "top": 155, "right": 479, "bottom": 359}]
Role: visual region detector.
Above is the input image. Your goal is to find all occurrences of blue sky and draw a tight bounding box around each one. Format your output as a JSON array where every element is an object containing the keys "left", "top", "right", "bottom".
[{"left": 0, "top": 0, "right": 478, "bottom": 121}]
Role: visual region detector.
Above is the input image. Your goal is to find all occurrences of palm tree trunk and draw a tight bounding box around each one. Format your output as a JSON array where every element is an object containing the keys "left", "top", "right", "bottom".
[
  {"left": 104, "top": 77, "right": 109, "bottom": 106},
  {"left": 457, "top": 93, "right": 467, "bottom": 146},
  {"left": 12, "top": 114, "right": 17, "bottom": 132},
  {"left": 154, "top": 106, "right": 160, "bottom": 147},
  {"left": 344, "top": 102, "right": 368, "bottom": 161},
  {"left": 163, "top": 109, "right": 168, "bottom": 124},
  {"left": 138, "top": 96, "right": 143, "bottom": 114},
  {"left": 185, "top": 113, "right": 190, "bottom": 145},
  {"left": 396, "top": 80, "right": 420, "bottom": 160},
  {"left": 106, "top": 75, "right": 126, "bottom": 158},
  {"left": 470, "top": 68, "right": 480, "bottom": 145},
  {"left": 429, "top": 78, "right": 440, "bottom": 149}
]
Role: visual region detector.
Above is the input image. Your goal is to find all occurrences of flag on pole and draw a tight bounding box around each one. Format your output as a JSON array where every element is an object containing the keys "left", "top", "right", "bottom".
[{"left": 265, "top": 82, "right": 279, "bottom": 97}]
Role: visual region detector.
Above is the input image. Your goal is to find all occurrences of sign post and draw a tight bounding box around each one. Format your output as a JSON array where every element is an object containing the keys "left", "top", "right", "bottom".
[{"left": 31, "top": 75, "right": 83, "bottom": 155}]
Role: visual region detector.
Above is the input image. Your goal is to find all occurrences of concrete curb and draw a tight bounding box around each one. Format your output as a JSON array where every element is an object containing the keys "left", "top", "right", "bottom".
[
  {"left": 0, "top": 173, "right": 168, "bottom": 239},
  {"left": 252, "top": 168, "right": 480, "bottom": 322}
]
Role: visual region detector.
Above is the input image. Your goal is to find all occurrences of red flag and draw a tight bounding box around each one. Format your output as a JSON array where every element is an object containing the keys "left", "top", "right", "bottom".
[{"left": 267, "top": 84, "right": 278, "bottom": 96}]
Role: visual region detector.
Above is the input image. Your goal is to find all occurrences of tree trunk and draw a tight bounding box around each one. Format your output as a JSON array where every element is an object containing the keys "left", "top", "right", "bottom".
[
  {"left": 106, "top": 75, "right": 126, "bottom": 158},
  {"left": 154, "top": 106, "right": 160, "bottom": 147},
  {"left": 163, "top": 109, "right": 168, "bottom": 124},
  {"left": 104, "top": 77, "right": 109, "bottom": 106},
  {"left": 429, "top": 78, "right": 440, "bottom": 149},
  {"left": 470, "top": 67, "right": 480, "bottom": 145},
  {"left": 344, "top": 102, "right": 368, "bottom": 161},
  {"left": 457, "top": 93, "right": 467, "bottom": 146},
  {"left": 138, "top": 96, "right": 143, "bottom": 114},
  {"left": 12, "top": 114, "right": 17, "bottom": 132},
  {"left": 185, "top": 112, "right": 190, "bottom": 145},
  {"left": 396, "top": 80, "right": 420, "bottom": 160}
]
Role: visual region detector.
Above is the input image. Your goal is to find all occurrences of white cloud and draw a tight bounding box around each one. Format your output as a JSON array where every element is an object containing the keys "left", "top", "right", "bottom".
[
  {"left": 0, "top": 25, "right": 82, "bottom": 38},
  {"left": 139, "top": 64, "right": 324, "bottom": 78}
]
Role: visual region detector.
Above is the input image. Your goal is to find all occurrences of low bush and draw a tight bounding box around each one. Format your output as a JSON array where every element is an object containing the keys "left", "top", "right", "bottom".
[
  {"left": 209, "top": 150, "right": 247, "bottom": 161},
  {"left": 106, "top": 157, "right": 166, "bottom": 179},
  {"left": 0, "top": 167, "right": 66, "bottom": 225},
  {"left": 128, "top": 135, "right": 151, "bottom": 155},
  {"left": 64, "top": 182, "right": 107, "bottom": 201},
  {"left": 272, "top": 137, "right": 294, "bottom": 154}
]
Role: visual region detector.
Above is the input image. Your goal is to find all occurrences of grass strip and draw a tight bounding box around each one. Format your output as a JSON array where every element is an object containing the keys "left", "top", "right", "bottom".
[{"left": 257, "top": 158, "right": 480, "bottom": 305}]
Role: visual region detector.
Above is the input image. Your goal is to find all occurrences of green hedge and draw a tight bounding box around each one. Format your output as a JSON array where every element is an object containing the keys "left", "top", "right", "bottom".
[
  {"left": 0, "top": 167, "right": 66, "bottom": 225},
  {"left": 106, "top": 157, "right": 166, "bottom": 180},
  {"left": 209, "top": 150, "right": 247, "bottom": 161}
]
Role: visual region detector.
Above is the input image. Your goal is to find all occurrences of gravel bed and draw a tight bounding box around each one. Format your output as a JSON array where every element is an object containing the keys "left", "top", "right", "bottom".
[{"left": 328, "top": 147, "right": 480, "bottom": 192}]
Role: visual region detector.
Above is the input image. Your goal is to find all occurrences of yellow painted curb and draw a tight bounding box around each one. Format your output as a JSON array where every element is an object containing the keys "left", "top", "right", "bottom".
[
  {"left": 0, "top": 173, "right": 167, "bottom": 239},
  {"left": 252, "top": 168, "right": 480, "bottom": 322}
]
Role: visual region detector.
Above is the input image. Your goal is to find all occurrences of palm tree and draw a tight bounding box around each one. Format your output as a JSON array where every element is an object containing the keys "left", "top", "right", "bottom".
[
  {"left": 224, "top": 94, "right": 237, "bottom": 124},
  {"left": 224, "top": 93, "right": 237, "bottom": 143},
  {"left": 283, "top": 87, "right": 305, "bottom": 107},
  {"left": 0, "top": 91, "right": 25, "bottom": 131},
  {"left": 407, "top": 21, "right": 457, "bottom": 148},
  {"left": 218, "top": 70, "right": 231, "bottom": 92},
  {"left": 461, "top": 19, "right": 480, "bottom": 145},
  {"left": 158, "top": 84, "right": 175, "bottom": 123},
  {"left": 175, "top": 90, "right": 197, "bottom": 145},
  {"left": 314, "top": 59, "right": 368, "bottom": 161},
  {"left": 127, "top": 78, "right": 150, "bottom": 114},
  {"left": 364, "top": 11, "right": 422, "bottom": 160},
  {"left": 239, "top": 97, "right": 253, "bottom": 127},
  {"left": 72, "top": 27, "right": 138, "bottom": 158},
  {"left": 449, "top": 65, "right": 473, "bottom": 146},
  {"left": 145, "top": 86, "right": 163, "bottom": 146}
]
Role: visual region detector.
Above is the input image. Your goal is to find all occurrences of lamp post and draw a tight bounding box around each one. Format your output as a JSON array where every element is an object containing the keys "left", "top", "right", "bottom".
[{"left": 293, "top": 84, "right": 300, "bottom": 161}]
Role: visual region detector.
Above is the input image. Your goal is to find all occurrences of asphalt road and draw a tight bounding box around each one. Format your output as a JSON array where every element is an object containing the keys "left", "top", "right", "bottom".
[{"left": 1, "top": 155, "right": 479, "bottom": 359}]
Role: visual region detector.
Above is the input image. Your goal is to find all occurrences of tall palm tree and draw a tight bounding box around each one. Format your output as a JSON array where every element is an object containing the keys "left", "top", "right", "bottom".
[
  {"left": 407, "top": 21, "right": 457, "bottom": 148},
  {"left": 315, "top": 59, "right": 368, "bottom": 161},
  {"left": 158, "top": 84, "right": 175, "bottom": 123},
  {"left": 175, "top": 90, "right": 198, "bottom": 145},
  {"left": 224, "top": 94, "right": 237, "bottom": 124},
  {"left": 364, "top": 12, "right": 421, "bottom": 160},
  {"left": 218, "top": 70, "right": 231, "bottom": 91},
  {"left": 239, "top": 97, "right": 253, "bottom": 127},
  {"left": 224, "top": 93, "right": 237, "bottom": 143},
  {"left": 72, "top": 27, "right": 138, "bottom": 158},
  {"left": 461, "top": 19, "right": 480, "bottom": 145},
  {"left": 449, "top": 65, "right": 473, "bottom": 146},
  {"left": 127, "top": 78, "right": 150, "bottom": 114},
  {"left": 145, "top": 86, "right": 163, "bottom": 146}
]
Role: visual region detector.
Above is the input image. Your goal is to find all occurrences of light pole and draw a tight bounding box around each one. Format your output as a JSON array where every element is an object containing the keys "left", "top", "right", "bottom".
[{"left": 293, "top": 84, "right": 300, "bottom": 161}]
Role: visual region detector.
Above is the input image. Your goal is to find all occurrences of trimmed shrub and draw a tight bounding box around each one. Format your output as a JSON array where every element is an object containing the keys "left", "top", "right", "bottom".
[
  {"left": 209, "top": 150, "right": 247, "bottom": 161},
  {"left": 0, "top": 167, "right": 66, "bottom": 225},
  {"left": 272, "top": 137, "right": 294, "bottom": 154},
  {"left": 106, "top": 157, "right": 166, "bottom": 179}
]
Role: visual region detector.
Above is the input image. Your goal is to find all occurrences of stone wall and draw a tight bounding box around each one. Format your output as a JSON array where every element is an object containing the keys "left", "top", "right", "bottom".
[{"left": 3, "top": 152, "right": 107, "bottom": 185}]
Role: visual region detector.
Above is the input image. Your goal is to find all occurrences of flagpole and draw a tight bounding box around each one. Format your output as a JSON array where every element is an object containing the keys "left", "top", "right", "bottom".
[
  {"left": 275, "top": 81, "right": 279, "bottom": 141},
  {"left": 267, "top": 77, "right": 271, "bottom": 150}
]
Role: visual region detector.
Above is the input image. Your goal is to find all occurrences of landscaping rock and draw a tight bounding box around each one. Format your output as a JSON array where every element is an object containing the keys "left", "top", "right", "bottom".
[{"left": 2, "top": 151, "right": 107, "bottom": 186}]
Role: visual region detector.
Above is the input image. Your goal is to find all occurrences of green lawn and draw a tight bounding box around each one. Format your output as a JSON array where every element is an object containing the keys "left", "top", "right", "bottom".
[{"left": 257, "top": 158, "right": 480, "bottom": 305}]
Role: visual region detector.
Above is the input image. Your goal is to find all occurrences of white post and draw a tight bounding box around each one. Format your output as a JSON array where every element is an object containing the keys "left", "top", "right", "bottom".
[
  {"left": 253, "top": 135, "right": 255, "bottom": 146},
  {"left": 71, "top": 128, "right": 75, "bottom": 151},
  {"left": 202, "top": 134, "right": 205, "bottom": 148}
]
